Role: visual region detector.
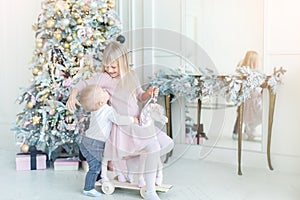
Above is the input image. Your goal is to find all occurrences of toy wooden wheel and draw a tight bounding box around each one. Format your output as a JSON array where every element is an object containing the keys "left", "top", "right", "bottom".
[
  {"left": 140, "top": 186, "right": 146, "bottom": 198},
  {"left": 101, "top": 181, "right": 115, "bottom": 195}
]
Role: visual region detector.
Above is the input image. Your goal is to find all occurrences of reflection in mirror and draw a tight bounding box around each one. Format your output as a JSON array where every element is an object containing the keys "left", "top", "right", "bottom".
[
  {"left": 185, "top": 94, "right": 262, "bottom": 152},
  {"left": 232, "top": 51, "right": 263, "bottom": 143},
  {"left": 183, "top": 0, "right": 264, "bottom": 151}
]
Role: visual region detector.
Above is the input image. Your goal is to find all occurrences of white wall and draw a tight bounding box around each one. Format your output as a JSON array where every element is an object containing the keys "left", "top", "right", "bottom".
[
  {"left": 186, "top": 0, "right": 264, "bottom": 74},
  {"left": 0, "top": 0, "right": 41, "bottom": 151},
  {"left": 263, "top": 0, "right": 300, "bottom": 159},
  {"left": 0, "top": 0, "right": 41, "bottom": 124}
]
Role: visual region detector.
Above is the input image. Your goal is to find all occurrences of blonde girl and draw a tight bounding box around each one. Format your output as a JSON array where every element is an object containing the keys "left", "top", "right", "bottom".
[{"left": 67, "top": 41, "right": 174, "bottom": 200}]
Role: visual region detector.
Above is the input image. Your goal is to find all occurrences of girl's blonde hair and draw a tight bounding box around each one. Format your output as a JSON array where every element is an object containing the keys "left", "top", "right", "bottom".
[
  {"left": 101, "top": 41, "right": 138, "bottom": 96},
  {"left": 239, "top": 50, "right": 261, "bottom": 70},
  {"left": 101, "top": 41, "right": 130, "bottom": 78},
  {"left": 79, "top": 85, "right": 109, "bottom": 112}
]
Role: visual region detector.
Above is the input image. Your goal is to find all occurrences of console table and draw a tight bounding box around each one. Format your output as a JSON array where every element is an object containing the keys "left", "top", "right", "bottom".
[{"left": 164, "top": 86, "right": 276, "bottom": 175}]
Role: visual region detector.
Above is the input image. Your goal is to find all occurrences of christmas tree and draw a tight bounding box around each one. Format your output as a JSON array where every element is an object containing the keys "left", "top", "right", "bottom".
[{"left": 13, "top": 0, "right": 122, "bottom": 160}]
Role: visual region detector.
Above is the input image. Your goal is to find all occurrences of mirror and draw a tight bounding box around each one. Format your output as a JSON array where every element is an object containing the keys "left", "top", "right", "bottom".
[
  {"left": 119, "top": 0, "right": 264, "bottom": 151},
  {"left": 183, "top": 0, "right": 264, "bottom": 151}
]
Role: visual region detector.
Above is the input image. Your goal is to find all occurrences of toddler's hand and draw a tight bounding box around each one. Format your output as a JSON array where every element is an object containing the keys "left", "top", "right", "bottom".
[
  {"left": 133, "top": 117, "right": 139, "bottom": 124},
  {"left": 153, "top": 86, "right": 159, "bottom": 97},
  {"left": 66, "top": 96, "right": 81, "bottom": 111}
]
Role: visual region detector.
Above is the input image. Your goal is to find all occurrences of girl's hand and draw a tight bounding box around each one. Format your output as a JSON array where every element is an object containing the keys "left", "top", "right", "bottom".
[{"left": 147, "top": 86, "right": 159, "bottom": 98}]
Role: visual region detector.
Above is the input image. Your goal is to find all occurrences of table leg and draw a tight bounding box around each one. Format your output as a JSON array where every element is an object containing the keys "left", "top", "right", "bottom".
[
  {"left": 164, "top": 95, "right": 173, "bottom": 163},
  {"left": 267, "top": 90, "right": 276, "bottom": 170},
  {"left": 197, "top": 99, "right": 202, "bottom": 144},
  {"left": 237, "top": 103, "right": 244, "bottom": 175},
  {"left": 164, "top": 95, "right": 172, "bottom": 138}
]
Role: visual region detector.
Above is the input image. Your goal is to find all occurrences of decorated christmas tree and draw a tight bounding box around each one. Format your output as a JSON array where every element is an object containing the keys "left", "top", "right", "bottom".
[{"left": 13, "top": 0, "right": 122, "bottom": 160}]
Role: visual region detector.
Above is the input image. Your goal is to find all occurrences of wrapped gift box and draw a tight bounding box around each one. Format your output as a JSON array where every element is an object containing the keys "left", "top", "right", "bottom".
[
  {"left": 16, "top": 154, "right": 47, "bottom": 171},
  {"left": 185, "top": 135, "right": 204, "bottom": 145},
  {"left": 54, "top": 157, "right": 79, "bottom": 171}
]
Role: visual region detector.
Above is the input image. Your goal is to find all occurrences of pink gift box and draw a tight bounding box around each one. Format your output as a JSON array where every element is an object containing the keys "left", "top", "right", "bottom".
[
  {"left": 54, "top": 158, "right": 79, "bottom": 171},
  {"left": 16, "top": 154, "right": 47, "bottom": 171},
  {"left": 185, "top": 135, "right": 204, "bottom": 145}
]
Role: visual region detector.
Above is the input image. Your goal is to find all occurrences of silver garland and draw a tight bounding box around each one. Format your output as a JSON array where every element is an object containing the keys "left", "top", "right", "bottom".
[{"left": 150, "top": 66, "right": 286, "bottom": 106}]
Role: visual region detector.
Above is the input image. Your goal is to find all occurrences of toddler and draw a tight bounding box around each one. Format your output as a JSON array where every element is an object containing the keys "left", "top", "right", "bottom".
[{"left": 78, "top": 84, "right": 138, "bottom": 197}]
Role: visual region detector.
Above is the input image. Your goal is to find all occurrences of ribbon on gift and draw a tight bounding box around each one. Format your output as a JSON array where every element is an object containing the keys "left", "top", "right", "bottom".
[{"left": 17, "top": 146, "right": 48, "bottom": 170}]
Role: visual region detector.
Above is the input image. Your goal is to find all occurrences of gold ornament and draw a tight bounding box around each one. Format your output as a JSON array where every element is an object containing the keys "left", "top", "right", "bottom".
[
  {"left": 27, "top": 102, "right": 34, "bottom": 109},
  {"left": 63, "top": 42, "right": 70, "bottom": 49},
  {"left": 100, "top": 8, "right": 107, "bottom": 14},
  {"left": 32, "top": 67, "right": 39, "bottom": 76},
  {"left": 76, "top": 18, "right": 84, "bottom": 25},
  {"left": 72, "top": 32, "right": 77, "bottom": 39},
  {"left": 73, "top": 12, "right": 80, "bottom": 19},
  {"left": 54, "top": 29, "right": 62, "bottom": 40},
  {"left": 40, "top": 94, "right": 49, "bottom": 102},
  {"left": 107, "top": 1, "right": 115, "bottom": 9},
  {"left": 36, "top": 38, "right": 43, "bottom": 48},
  {"left": 56, "top": 10, "right": 63, "bottom": 16},
  {"left": 99, "top": 36, "right": 105, "bottom": 43},
  {"left": 46, "top": 19, "right": 56, "bottom": 29},
  {"left": 84, "top": 39, "right": 92, "bottom": 46},
  {"left": 77, "top": 52, "right": 84, "bottom": 58},
  {"left": 94, "top": 14, "right": 100, "bottom": 19},
  {"left": 54, "top": 33, "right": 62, "bottom": 41},
  {"left": 32, "top": 116, "right": 41, "bottom": 125},
  {"left": 108, "top": 20, "right": 114, "bottom": 26},
  {"left": 66, "top": 35, "right": 73, "bottom": 42},
  {"left": 21, "top": 144, "right": 29, "bottom": 153},
  {"left": 49, "top": 65, "right": 54, "bottom": 70},
  {"left": 36, "top": 42, "right": 43, "bottom": 48},
  {"left": 32, "top": 23, "right": 38, "bottom": 31}
]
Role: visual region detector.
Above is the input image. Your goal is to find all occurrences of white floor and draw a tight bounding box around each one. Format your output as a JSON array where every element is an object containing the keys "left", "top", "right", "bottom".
[{"left": 1, "top": 124, "right": 300, "bottom": 200}]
